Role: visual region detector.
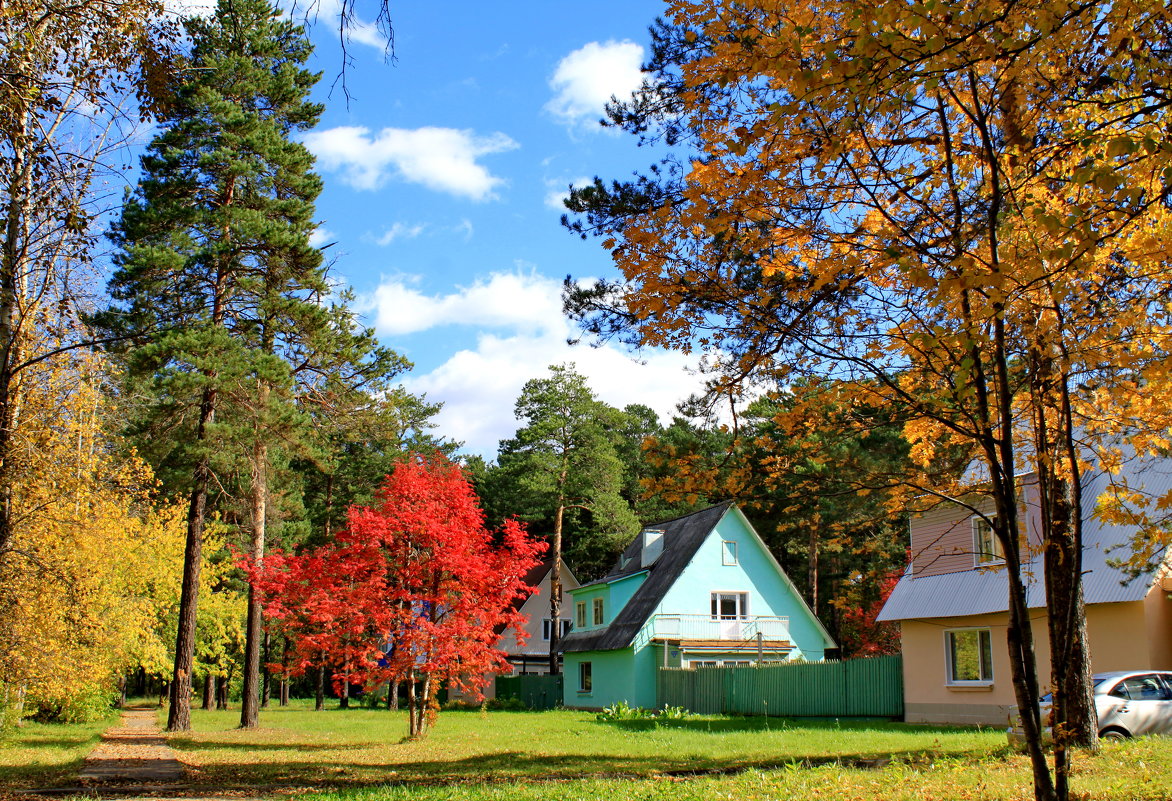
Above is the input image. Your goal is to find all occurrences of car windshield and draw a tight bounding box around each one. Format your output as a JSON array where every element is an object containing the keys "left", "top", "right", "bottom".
[{"left": 1041, "top": 676, "right": 1116, "bottom": 702}]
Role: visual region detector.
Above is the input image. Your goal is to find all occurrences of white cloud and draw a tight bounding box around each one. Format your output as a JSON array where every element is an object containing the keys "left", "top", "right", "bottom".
[
  {"left": 303, "top": 126, "right": 519, "bottom": 200},
  {"left": 370, "top": 271, "right": 562, "bottom": 336},
  {"left": 374, "top": 222, "right": 426, "bottom": 246},
  {"left": 283, "top": 0, "right": 387, "bottom": 50},
  {"left": 544, "top": 176, "right": 592, "bottom": 210},
  {"left": 308, "top": 226, "right": 334, "bottom": 248},
  {"left": 367, "top": 271, "right": 707, "bottom": 456},
  {"left": 546, "top": 40, "right": 644, "bottom": 129},
  {"left": 170, "top": 0, "right": 387, "bottom": 49}
]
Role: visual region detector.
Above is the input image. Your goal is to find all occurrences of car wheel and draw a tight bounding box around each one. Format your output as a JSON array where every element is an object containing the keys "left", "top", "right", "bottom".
[{"left": 1099, "top": 728, "right": 1130, "bottom": 742}]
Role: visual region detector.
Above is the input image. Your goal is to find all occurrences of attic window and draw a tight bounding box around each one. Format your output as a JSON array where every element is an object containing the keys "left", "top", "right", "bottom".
[
  {"left": 641, "top": 529, "right": 665, "bottom": 567},
  {"left": 972, "top": 516, "right": 1004, "bottom": 565},
  {"left": 722, "top": 540, "right": 738, "bottom": 566}
]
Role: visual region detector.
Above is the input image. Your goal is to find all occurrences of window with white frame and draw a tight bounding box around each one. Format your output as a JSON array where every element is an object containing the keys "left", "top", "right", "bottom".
[
  {"left": 946, "top": 628, "right": 993, "bottom": 684},
  {"left": 592, "top": 597, "right": 604, "bottom": 625},
  {"left": 542, "top": 619, "right": 572, "bottom": 640},
  {"left": 722, "top": 540, "right": 738, "bottom": 565},
  {"left": 710, "top": 591, "right": 748, "bottom": 619},
  {"left": 575, "top": 601, "right": 586, "bottom": 628},
  {"left": 972, "top": 516, "right": 1004, "bottom": 565},
  {"left": 578, "top": 661, "right": 592, "bottom": 692}
]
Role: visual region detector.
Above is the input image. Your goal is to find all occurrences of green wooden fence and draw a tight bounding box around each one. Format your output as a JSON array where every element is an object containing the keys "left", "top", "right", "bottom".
[
  {"left": 494, "top": 673, "right": 563, "bottom": 710},
  {"left": 656, "top": 655, "right": 903, "bottom": 717}
]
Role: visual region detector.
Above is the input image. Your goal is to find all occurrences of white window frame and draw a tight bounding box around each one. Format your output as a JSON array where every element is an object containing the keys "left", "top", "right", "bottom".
[
  {"left": 541, "top": 618, "right": 572, "bottom": 641},
  {"left": 972, "top": 515, "right": 1004, "bottom": 566},
  {"left": 575, "top": 601, "right": 586, "bottom": 629},
  {"left": 592, "top": 597, "right": 604, "bottom": 626},
  {"left": 710, "top": 591, "right": 749, "bottom": 620},
  {"left": 945, "top": 627, "right": 994, "bottom": 685},
  {"left": 722, "top": 540, "right": 738, "bottom": 566},
  {"left": 578, "top": 661, "right": 592, "bottom": 693}
]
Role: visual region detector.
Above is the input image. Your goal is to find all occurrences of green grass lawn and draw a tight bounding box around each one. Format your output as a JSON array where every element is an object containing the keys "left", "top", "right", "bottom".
[
  {"left": 164, "top": 700, "right": 1002, "bottom": 789},
  {"left": 3, "top": 699, "right": 1170, "bottom": 800},
  {"left": 0, "top": 714, "right": 112, "bottom": 788}
]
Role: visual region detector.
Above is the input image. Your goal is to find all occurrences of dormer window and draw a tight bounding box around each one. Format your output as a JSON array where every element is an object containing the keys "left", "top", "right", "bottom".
[
  {"left": 592, "top": 597, "right": 604, "bottom": 625},
  {"left": 641, "top": 529, "right": 665, "bottom": 567},
  {"left": 972, "top": 516, "right": 1004, "bottom": 565}
]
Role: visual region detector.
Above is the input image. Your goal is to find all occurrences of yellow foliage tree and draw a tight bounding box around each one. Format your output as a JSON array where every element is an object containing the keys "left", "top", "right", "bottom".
[{"left": 0, "top": 348, "right": 187, "bottom": 724}]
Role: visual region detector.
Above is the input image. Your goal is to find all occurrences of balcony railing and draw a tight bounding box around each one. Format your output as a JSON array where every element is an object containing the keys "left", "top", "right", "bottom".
[{"left": 643, "top": 613, "right": 790, "bottom": 644}]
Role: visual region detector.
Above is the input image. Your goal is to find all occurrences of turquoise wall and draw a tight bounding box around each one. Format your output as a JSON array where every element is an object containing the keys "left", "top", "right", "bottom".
[
  {"left": 568, "top": 571, "right": 647, "bottom": 631},
  {"left": 608, "top": 571, "right": 646, "bottom": 617},
  {"left": 564, "top": 649, "right": 634, "bottom": 708},
  {"left": 564, "top": 645, "right": 661, "bottom": 708},
  {"left": 652, "top": 509, "right": 829, "bottom": 660}
]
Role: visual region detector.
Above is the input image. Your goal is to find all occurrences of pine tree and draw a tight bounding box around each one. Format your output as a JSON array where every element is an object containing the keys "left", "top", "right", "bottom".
[
  {"left": 101, "top": 0, "right": 361, "bottom": 731},
  {"left": 495, "top": 364, "right": 638, "bottom": 673}
]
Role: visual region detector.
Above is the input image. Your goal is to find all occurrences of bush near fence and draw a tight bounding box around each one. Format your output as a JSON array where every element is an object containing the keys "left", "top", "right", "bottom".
[
  {"left": 656, "top": 655, "right": 903, "bottom": 718},
  {"left": 494, "top": 674, "right": 563, "bottom": 710}
]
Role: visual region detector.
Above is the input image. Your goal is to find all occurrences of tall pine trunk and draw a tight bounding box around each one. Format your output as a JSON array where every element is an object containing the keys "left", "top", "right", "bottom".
[
  {"left": 167, "top": 385, "right": 215, "bottom": 732},
  {"left": 241, "top": 382, "right": 269, "bottom": 729},
  {"left": 548, "top": 500, "right": 564, "bottom": 674}
]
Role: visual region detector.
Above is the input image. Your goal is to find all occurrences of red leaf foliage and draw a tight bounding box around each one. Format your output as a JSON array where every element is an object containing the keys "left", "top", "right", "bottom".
[{"left": 242, "top": 454, "right": 546, "bottom": 701}]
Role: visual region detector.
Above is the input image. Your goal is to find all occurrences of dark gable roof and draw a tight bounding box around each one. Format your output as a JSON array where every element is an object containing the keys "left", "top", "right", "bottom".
[
  {"left": 560, "top": 501, "right": 734, "bottom": 653},
  {"left": 878, "top": 459, "right": 1172, "bottom": 622}
]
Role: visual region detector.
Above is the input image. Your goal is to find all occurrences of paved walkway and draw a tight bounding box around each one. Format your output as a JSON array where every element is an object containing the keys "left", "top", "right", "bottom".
[{"left": 78, "top": 706, "right": 185, "bottom": 786}]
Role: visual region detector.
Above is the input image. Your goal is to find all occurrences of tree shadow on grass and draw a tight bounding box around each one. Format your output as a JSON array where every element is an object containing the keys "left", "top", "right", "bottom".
[{"left": 176, "top": 743, "right": 1012, "bottom": 794}]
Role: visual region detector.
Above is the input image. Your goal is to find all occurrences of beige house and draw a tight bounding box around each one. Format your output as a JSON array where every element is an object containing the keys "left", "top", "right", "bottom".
[
  {"left": 878, "top": 463, "right": 1172, "bottom": 726},
  {"left": 449, "top": 558, "right": 580, "bottom": 702},
  {"left": 499, "top": 557, "right": 580, "bottom": 676}
]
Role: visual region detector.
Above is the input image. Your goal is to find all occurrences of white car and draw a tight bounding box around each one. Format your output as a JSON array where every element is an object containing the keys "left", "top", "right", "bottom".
[{"left": 1008, "top": 670, "right": 1172, "bottom": 744}]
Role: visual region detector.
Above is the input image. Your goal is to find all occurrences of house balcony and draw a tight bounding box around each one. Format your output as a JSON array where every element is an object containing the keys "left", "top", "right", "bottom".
[{"left": 642, "top": 613, "right": 791, "bottom": 646}]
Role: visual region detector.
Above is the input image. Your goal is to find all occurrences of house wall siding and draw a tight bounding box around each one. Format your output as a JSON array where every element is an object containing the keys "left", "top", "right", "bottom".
[
  {"left": 1144, "top": 577, "right": 1172, "bottom": 668},
  {"left": 563, "top": 648, "right": 638, "bottom": 709},
  {"left": 910, "top": 481, "right": 1043, "bottom": 579},
  {"left": 505, "top": 568, "right": 580, "bottom": 662},
  {"left": 901, "top": 599, "right": 1164, "bottom": 725}
]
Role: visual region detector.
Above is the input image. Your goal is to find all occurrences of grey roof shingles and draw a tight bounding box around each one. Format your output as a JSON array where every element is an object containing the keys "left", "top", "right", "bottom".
[
  {"left": 878, "top": 459, "right": 1172, "bottom": 622},
  {"left": 559, "top": 501, "right": 734, "bottom": 653}
]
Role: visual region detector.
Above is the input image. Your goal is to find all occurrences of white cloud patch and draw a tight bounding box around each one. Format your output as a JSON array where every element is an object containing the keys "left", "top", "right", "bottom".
[
  {"left": 544, "top": 176, "right": 592, "bottom": 210},
  {"left": 546, "top": 40, "right": 645, "bottom": 129},
  {"left": 308, "top": 226, "right": 334, "bottom": 248},
  {"left": 304, "top": 126, "right": 519, "bottom": 200},
  {"left": 368, "top": 270, "right": 707, "bottom": 456},
  {"left": 374, "top": 222, "right": 426, "bottom": 246}
]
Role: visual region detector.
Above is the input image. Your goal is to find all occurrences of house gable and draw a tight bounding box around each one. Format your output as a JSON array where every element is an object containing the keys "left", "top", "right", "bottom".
[
  {"left": 560, "top": 502, "right": 834, "bottom": 657},
  {"left": 653, "top": 505, "right": 834, "bottom": 658}
]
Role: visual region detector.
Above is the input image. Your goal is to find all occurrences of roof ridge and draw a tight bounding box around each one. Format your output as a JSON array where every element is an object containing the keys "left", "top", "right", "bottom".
[{"left": 642, "top": 499, "right": 735, "bottom": 529}]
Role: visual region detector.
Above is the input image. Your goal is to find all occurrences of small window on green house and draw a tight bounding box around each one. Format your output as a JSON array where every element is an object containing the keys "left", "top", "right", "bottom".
[
  {"left": 575, "top": 601, "right": 586, "bottom": 628},
  {"left": 722, "top": 540, "right": 738, "bottom": 565},
  {"left": 579, "top": 661, "right": 592, "bottom": 692},
  {"left": 592, "top": 597, "right": 604, "bottom": 625}
]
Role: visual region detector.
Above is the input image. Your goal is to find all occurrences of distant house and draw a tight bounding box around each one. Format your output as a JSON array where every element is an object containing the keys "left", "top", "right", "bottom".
[
  {"left": 498, "top": 557, "right": 580, "bottom": 676},
  {"left": 878, "top": 461, "right": 1172, "bottom": 726},
  {"left": 453, "top": 557, "right": 579, "bottom": 703},
  {"left": 559, "top": 502, "right": 835, "bottom": 709}
]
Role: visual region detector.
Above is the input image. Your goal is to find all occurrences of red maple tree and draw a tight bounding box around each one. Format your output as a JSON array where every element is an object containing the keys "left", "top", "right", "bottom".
[{"left": 246, "top": 454, "right": 545, "bottom": 737}]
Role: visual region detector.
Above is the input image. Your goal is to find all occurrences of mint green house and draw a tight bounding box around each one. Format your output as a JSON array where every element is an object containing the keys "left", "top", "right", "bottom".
[{"left": 560, "top": 502, "right": 835, "bottom": 709}]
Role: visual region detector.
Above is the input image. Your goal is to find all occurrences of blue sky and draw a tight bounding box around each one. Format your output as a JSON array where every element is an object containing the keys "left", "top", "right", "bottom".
[{"left": 283, "top": 0, "right": 708, "bottom": 456}]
